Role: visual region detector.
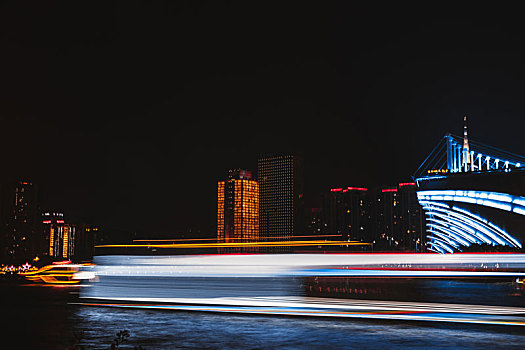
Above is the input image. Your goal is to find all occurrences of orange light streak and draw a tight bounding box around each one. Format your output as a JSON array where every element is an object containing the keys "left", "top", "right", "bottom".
[
  {"left": 133, "top": 234, "right": 343, "bottom": 243},
  {"left": 97, "top": 240, "right": 372, "bottom": 249}
]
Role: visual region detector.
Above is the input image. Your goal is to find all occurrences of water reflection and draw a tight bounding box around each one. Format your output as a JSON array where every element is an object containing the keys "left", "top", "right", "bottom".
[
  {"left": 71, "top": 305, "right": 525, "bottom": 349},
  {"left": 1, "top": 281, "right": 525, "bottom": 349}
]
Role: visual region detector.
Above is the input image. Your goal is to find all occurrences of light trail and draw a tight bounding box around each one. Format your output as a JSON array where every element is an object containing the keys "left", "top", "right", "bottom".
[
  {"left": 80, "top": 253, "right": 525, "bottom": 326},
  {"left": 132, "top": 235, "right": 343, "bottom": 243},
  {"left": 21, "top": 263, "right": 93, "bottom": 284},
  {"left": 77, "top": 297, "right": 525, "bottom": 326},
  {"left": 96, "top": 240, "right": 371, "bottom": 249}
]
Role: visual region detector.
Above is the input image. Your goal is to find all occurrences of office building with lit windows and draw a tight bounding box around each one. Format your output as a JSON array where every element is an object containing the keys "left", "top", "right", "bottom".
[
  {"left": 217, "top": 169, "right": 259, "bottom": 244},
  {"left": 258, "top": 154, "right": 304, "bottom": 242}
]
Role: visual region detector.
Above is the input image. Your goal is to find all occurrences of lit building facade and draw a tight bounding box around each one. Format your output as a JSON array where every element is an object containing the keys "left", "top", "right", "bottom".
[
  {"left": 258, "top": 154, "right": 304, "bottom": 242},
  {"left": 217, "top": 169, "right": 259, "bottom": 243},
  {"left": 43, "top": 212, "right": 76, "bottom": 259}
]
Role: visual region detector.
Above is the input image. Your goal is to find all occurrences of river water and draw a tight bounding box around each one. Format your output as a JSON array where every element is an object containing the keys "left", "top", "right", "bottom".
[{"left": 1, "top": 283, "right": 525, "bottom": 349}]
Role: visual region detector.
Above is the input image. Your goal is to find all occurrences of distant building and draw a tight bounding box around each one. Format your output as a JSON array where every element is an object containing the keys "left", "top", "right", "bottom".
[
  {"left": 217, "top": 169, "right": 259, "bottom": 244},
  {"left": 397, "top": 182, "right": 425, "bottom": 251},
  {"left": 323, "top": 187, "right": 370, "bottom": 241},
  {"left": 75, "top": 223, "right": 98, "bottom": 261},
  {"left": 258, "top": 154, "right": 304, "bottom": 243},
  {"left": 0, "top": 181, "right": 40, "bottom": 262},
  {"left": 377, "top": 187, "right": 398, "bottom": 247},
  {"left": 306, "top": 208, "right": 325, "bottom": 235},
  {"left": 42, "top": 211, "right": 76, "bottom": 260},
  {"left": 42, "top": 211, "right": 64, "bottom": 257},
  {"left": 374, "top": 183, "right": 425, "bottom": 251}
]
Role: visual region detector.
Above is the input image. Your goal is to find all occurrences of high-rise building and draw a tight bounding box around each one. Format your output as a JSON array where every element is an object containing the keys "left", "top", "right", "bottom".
[
  {"left": 217, "top": 169, "right": 259, "bottom": 244},
  {"left": 377, "top": 187, "right": 398, "bottom": 247},
  {"left": 397, "top": 182, "right": 425, "bottom": 251},
  {"left": 306, "top": 208, "right": 325, "bottom": 235},
  {"left": 0, "top": 181, "right": 40, "bottom": 262},
  {"left": 374, "top": 183, "right": 425, "bottom": 251},
  {"left": 323, "top": 187, "right": 370, "bottom": 241},
  {"left": 42, "top": 211, "right": 63, "bottom": 257},
  {"left": 258, "top": 154, "right": 304, "bottom": 242},
  {"left": 75, "top": 223, "right": 98, "bottom": 261},
  {"left": 43, "top": 211, "right": 76, "bottom": 259}
]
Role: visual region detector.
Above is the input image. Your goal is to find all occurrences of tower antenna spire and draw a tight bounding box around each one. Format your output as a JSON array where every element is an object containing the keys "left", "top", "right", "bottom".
[{"left": 463, "top": 114, "right": 470, "bottom": 166}]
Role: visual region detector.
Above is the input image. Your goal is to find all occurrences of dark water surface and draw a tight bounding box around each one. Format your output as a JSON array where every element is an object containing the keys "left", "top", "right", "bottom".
[{"left": 1, "top": 282, "right": 525, "bottom": 349}]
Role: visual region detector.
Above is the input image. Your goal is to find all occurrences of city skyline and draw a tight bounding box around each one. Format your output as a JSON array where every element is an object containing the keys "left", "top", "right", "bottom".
[
  {"left": 0, "top": 129, "right": 520, "bottom": 240},
  {"left": 4, "top": 122, "right": 522, "bottom": 264},
  {"left": 2, "top": 2, "right": 525, "bottom": 236},
  {"left": 2, "top": 4, "right": 525, "bottom": 348}
]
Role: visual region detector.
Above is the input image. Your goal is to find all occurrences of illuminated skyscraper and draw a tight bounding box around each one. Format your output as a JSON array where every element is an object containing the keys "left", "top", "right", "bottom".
[
  {"left": 217, "top": 169, "right": 259, "bottom": 244},
  {"left": 258, "top": 154, "right": 304, "bottom": 242},
  {"left": 43, "top": 211, "right": 76, "bottom": 259}
]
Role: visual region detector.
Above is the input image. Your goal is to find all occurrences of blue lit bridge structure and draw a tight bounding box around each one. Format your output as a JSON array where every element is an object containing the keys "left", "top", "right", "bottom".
[
  {"left": 414, "top": 133, "right": 525, "bottom": 176},
  {"left": 414, "top": 123, "right": 525, "bottom": 254}
]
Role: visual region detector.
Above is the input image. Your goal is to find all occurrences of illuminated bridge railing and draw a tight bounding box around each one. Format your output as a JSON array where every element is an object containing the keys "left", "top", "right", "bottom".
[
  {"left": 414, "top": 134, "right": 525, "bottom": 178},
  {"left": 417, "top": 190, "right": 524, "bottom": 254}
]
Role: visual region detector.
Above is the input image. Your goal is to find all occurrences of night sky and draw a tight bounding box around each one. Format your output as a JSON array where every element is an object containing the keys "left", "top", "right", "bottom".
[{"left": 1, "top": 2, "right": 525, "bottom": 236}]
